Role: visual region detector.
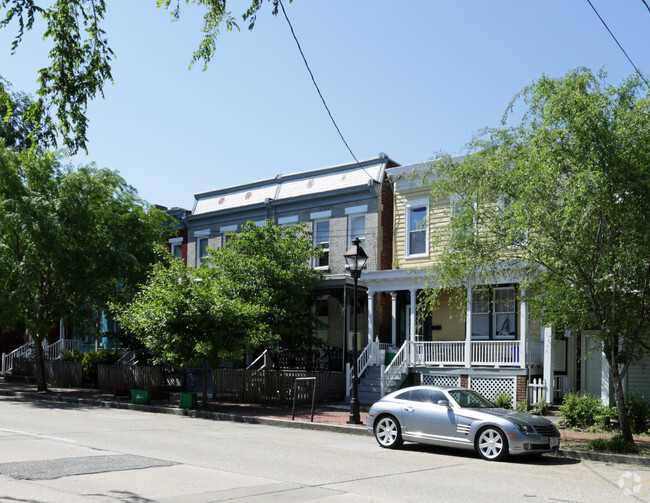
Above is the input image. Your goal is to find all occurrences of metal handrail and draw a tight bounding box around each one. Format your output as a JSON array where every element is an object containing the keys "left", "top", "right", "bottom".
[{"left": 382, "top": 341, "right": 409, "bottom": 393}]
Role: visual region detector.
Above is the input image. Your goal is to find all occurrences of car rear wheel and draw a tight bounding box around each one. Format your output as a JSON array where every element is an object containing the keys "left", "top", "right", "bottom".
[
  {"left": 374, "top": 415, "right": 403, "bottom": 449},
  {"left": 475, "top": 427, "right": 508, "bottom": 461}
]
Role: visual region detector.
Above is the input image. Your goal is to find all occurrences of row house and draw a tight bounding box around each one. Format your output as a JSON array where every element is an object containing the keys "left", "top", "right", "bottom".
[
  {"left": 358, "top": 162, "right": 650, "bottom": 406},
  {"left": 181, "top": 154, "right": 399, "bottom": 371}
]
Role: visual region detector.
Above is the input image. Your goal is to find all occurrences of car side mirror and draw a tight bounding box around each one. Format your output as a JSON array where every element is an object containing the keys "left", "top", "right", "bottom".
[{"left": 437, "top": 400, "right": 450, "bottom": 408}]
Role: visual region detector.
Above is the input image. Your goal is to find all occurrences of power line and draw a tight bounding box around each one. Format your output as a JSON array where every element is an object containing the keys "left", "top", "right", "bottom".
[
  {"left": 586, "top": 0, "right": 650, "bottom": 89},
  {"left": 277, "top": 0, "right": 360, "bottom": 164},
  {"left": 642, "top": 0, "right": 650, "bottom": 14}
]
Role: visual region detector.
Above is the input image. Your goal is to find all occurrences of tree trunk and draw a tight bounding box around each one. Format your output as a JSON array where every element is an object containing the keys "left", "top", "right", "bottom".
[
  {"left": 608, "top": 357, "right": 633, "bottom": 443},
  {"left": 32, "top": 335, "right": 48, "bottom": 392}
]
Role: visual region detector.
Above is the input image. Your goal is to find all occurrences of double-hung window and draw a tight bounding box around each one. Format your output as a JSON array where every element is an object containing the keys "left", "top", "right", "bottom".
[
  {"left": 313, "top": 218, "right": 330, "bottom": 269},
  {"left": 196, "top": 237, "right": 209, "bottom": 267},
  {"left": 347, "top": 213, "right": 366, "bottom": 248},
  {"left": 471, "top": 286, "right": 517, "bottom": 340},
  {"left": 406, "top": 200, "right": 428, "bottom": 257},
  {"left": 169, "top": 237, "right": 183, "bottom": 261}
]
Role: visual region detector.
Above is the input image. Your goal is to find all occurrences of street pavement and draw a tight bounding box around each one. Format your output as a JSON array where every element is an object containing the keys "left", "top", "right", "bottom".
[{"left": 0, "top": 380, "right": 648, "bottom": 466}]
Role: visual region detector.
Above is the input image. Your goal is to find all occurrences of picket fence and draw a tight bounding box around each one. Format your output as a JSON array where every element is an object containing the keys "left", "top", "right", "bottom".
[
  {"left": 213, "top": 369, "right": 345, "bottom": 405},
  {"left": 97, "top": 365, "right": 165, "bottom": 392}
]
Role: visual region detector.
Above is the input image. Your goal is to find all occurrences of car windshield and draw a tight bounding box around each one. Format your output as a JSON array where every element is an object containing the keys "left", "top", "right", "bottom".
[{"left": 448, "top": 389, "right": 495, "bottom": 408}]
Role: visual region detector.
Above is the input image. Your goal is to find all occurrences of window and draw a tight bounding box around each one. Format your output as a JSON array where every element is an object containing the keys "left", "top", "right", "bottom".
[
  {"left": 196, "top": 237, "right": 209, "bottom": 267},
  {"left": 171, "top": 243, "right": 183, "bottom": 260},
  {"left": 313, "top": 219, "right": 330, "bottom": 268},
  {"left": 406, "top": 201, "right": 428, "bottom": 256},
  {"left": 348, "top": 214, "right": 365, "bottom": 247},
  {"left": 471, "top": 286, "right": 517, "bottom": 340}
]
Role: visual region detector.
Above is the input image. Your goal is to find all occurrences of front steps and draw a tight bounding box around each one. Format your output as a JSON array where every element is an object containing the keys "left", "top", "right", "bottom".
[{"left": 358, "top": 365, "right": 382, "bottom": 405}]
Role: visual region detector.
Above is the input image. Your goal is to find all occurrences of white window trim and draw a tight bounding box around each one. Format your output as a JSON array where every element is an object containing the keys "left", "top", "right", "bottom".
[
  {"left": 345, "top": 205, "right": 368, "bottom": 215},
  {"left": 219, "top": 225, "right": 237, "bottom": 233},
  {"left": 278, "top": 215, "right": 299, "bottom": 225},
  {"left": 254, "top": 220, "right": 266, "bottom": 227},
  {"left": 310, "top": 210, "right": 331, "bottom": 220},
  {"left": 313, "top": 217, "right": 330, "bottom": 270},
  {"left": 405, "top": 199, "right": 429, "bottom": 258},
  {"left": 168, "top": 237, "right": 183, "bottom": 244},
  {"left": 193, "top": 229, "right": 211, "bottom": 237},
  {"left": 347, "top": 213, "right": 366, "bottom": 248}
]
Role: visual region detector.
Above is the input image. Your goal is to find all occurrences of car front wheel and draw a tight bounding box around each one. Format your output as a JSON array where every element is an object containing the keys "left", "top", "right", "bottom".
[
  {"left": 374, "top": 415, "right": 403, "bottom": 449},
  {"left": 475, "top": 427, "right": 508, "bottom": 461}
]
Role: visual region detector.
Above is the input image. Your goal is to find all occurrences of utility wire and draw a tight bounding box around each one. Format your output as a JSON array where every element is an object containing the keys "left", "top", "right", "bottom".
[
  {"left": 586, "top": 0, "right": 650, "bottom": 90},
  {"left": 642, "top": 0, "right": 650, "bottom": 14},
  {"left": 278, "top": 0, "right": 361, "bottom": 165}
]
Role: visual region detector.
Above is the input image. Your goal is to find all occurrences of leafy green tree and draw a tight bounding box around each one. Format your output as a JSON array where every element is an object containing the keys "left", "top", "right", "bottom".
[
  {"left": 421, "top": 68, "right": 650, "bottom": 443},
  {"left": 0, "top": 146, "right": 168, "bottom": 391},
  {"left": 0, "top": 78, "right": 36, "bottom": 150},
  {"left": 208, "top": 221, "right": 323, "bottom": 367},
  {"left": 0, "top": 0, "right": 292, "bottom": 153},
  {"left": 112, "top": 253, "right": 268, "bottom": 406}
]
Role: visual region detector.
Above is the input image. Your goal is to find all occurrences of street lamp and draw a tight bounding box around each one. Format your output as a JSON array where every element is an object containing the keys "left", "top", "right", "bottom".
[{"left": 344, "top": 237, "right": 368, "bottom": 425}]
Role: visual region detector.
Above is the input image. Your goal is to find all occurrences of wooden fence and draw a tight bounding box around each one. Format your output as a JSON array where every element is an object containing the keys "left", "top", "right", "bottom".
[
  {"left": 213, "top": 369, "right": 344, "bottom": 405},
  {"left": 98, "top": 365, "right": 165, "bottom": 392},
  {"left": 12, "top": 358, "right": 82, "bottom": 387}
]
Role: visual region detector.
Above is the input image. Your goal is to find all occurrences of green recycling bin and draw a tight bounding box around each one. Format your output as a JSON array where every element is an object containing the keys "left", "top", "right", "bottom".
[
  {"left": 131, "top": 389, "right": 151, "bottom": 405},
  {"left": 179, "top": 392, "right": 197, "bottom": 409}
]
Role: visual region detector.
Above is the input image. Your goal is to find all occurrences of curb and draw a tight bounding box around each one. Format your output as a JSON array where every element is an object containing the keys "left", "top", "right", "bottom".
[
  {"left": 2, "top": 389, "right": 648, "bottom": 464},
  {"left": 0, "top": 389, "right": 369, "bottom": 436}
]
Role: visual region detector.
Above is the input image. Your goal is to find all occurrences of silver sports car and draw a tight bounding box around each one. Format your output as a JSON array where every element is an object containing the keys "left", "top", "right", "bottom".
[{"left": 366, "top": 385, "right": 560, "bottom": 461}]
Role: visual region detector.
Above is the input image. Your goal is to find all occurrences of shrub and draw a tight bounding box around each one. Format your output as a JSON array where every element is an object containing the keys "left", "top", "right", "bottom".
[
  {"left": 588, "top": 435, "right": 639, "bottom": 454},
  {"left": 560, "top": 392, "right": 603, "bottom": 429},
  {"left": 493, "top": 392, "right": 513, "bottom": 409},
  {"left": 81, "top": 350, "right": 119, "bottom": 385},
  {"left": 533, "top": 396, "right": 550, "bottom": 416},
  {"left": 595, "top": 405, "right": 618, "bottom": 431},
  {"left": 61, "top": 348, "right": 84, "bottom": 362},
  {"left": 625, "top": 393, "right": 650, "bottom": 434}
]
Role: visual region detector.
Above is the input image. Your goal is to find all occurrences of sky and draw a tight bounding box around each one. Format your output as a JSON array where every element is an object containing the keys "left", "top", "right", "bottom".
[{"left": 1, "top": 1, "right": 649, "bottom": 210}]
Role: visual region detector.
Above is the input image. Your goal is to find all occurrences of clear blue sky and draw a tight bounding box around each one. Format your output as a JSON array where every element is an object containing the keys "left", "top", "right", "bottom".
[{"left": 1, "top": 1, "right": 648, "bottom": 209}]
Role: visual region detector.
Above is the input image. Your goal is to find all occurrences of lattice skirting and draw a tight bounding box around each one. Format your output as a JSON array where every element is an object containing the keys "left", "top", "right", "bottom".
[
  {"left": 468, "top": 376, "right": 517, "bottom": 403},
  {"left": 421, "top": 374, "right": 461, "bottom": 387}
]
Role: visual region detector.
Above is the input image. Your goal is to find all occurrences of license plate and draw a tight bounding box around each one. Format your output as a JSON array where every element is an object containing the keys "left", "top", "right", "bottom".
[{"left": 550, "top": 437, "right": 559, "bottom": 448}]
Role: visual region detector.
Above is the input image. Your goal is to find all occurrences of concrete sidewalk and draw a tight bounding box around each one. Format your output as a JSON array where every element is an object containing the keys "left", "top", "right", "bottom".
[{"left": 1, "top": 381, "right": 648, "bottom": 465}]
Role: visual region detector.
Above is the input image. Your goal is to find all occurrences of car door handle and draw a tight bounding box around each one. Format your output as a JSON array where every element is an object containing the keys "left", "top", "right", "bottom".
[{"left": 404, "top": 407, "right": 414, "bottom": 412}]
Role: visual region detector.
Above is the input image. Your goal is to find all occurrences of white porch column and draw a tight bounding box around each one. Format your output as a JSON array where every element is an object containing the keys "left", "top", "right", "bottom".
[
  {"left": 543, "top": 326, "right": 553, "bottom": 402},
  {"left": 601, "top": 350, "right": 611, "bottom": 406},
  {"left": 391, "top": 292, "right": 397, "bottom": 347},
  {"left": 367, "top": 288, "right": 375, "bottom": 346},
  {"left": 409, "top": 288, "right": 417, "bottom": 342},
  {"left": 464, "top": 285, "right": 472, "bottom": 368},
  {"left": 519, "top": 289, "right": 527, "bottom": 369}
]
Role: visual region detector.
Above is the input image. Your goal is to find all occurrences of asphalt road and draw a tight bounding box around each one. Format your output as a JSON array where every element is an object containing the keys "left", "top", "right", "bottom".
[{"left": 0, "top": 395, "right": 648, "bottom": 503}]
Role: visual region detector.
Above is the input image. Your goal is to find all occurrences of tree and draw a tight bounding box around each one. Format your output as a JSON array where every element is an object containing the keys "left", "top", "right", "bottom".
[
  {"left": 421, "top": 68, "right": 650, "bottom": 443},
  {"left": 111, "top": 254, "right": 267, "bottom": 406},
  {"left": 0, "top": 0, "right": 292, "bottom": 153},
  {"left": 0, "top": 77, "right": 36, "bottom": 150},
  {"left": 0, "top": 146, "right": 169, "bottom": 391},
  {"left": 207, "top": 221, "right": 323, "bottom": 366}
]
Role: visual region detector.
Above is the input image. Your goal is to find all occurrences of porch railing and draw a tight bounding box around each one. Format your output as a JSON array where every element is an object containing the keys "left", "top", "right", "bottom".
[
  {"left": 472, "top": 340, "right": 521, "bottom": 367},
  {"left": 382, "top": 343, "right": 409, "bottom": 394},
  {"left": 43, "top": 339, "right": 80, "bottom": 360},
  {"left": 2, "top": 341, "right": 34, "bottom": 374},
  {"left": 411, "top": 341, "right": 465, "bottom": 366}
]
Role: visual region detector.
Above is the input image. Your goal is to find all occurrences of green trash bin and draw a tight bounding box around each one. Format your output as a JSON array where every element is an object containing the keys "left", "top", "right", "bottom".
[
  {"left": 179, "top": 392, "right": 197, "bottom": 410},
  {"left": 385, "top": 351, "right": 396, "bottom": 365},
  {"left": 131, "top": 389, "right": 151, "bottom": 405}
]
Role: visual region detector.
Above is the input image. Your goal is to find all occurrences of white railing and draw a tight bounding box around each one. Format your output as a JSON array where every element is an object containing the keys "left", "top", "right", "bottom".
[
  {"left": 2, "top": 341, "right": 35, "bottom": 374},
  {"left": 43, "top": 339, "right": 79, "bottom": 360},
  {"left": 528, "top": 377, "right": 546, "bottom": 405},
  {"left": 412, "top": 341, "right": 465, "bottom": 366},
  {"left": 246, "top": 349, "right": 271, "bottom": 370},
  {"left": 471, "top": 340, "right": 522, "bottom": 367},
  {"left": 382, "top": 342, "right": 409, "bottom": 394}
]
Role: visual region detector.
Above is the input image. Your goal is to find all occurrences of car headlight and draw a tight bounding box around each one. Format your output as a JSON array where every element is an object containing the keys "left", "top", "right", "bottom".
[{"left": 513, "top": 423, "right": 535, "bottom": 434}]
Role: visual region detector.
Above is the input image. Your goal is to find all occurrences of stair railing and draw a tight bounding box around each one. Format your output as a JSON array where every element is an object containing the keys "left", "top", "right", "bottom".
[{"left": 382, "top": 341, "right": 409, "bottom": 395}]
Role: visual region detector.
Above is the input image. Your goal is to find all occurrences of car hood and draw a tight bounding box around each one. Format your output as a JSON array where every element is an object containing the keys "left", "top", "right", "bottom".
[{"left": 456, "top": 408, "right": 554, "bottom": 427}]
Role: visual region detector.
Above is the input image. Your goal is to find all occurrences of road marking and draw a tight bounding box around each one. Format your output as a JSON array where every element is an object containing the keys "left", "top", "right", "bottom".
[{"left": 0, "top": 428, "right": 77, "bottom": 443}]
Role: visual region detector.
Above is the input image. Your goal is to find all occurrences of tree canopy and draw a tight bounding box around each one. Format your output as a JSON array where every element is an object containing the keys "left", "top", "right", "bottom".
[
  {"left": 0, "top": 0, "right": 292, "bottom": 153},
  {"left": 421, "top": 68, "right": 650, "bottom": 442},
  {"left": 0, "top": 146, "right": 169, "bottom": 390}
]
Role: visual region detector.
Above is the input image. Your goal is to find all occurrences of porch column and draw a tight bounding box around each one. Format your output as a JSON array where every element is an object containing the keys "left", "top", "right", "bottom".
[
  {"left": 519, "top": 289, "right": 527, "bottom": 369},
  {"left": 543, "top": 325, "right": 553, "bottom": 402},
  {"left": 409, "top": 288, "right": 417, "bottom": 342},
  {"left": 601, "top": 349, "right": 611, "bottom": 406},
  {"left": 367, "top": 288, "right": 375, "bottom": 346},
  {"left": 464, "top": 285, "right": 472, "bottom": 368},
  {"left": 391, "top": 292, "right": 397, "bottom": 346}
]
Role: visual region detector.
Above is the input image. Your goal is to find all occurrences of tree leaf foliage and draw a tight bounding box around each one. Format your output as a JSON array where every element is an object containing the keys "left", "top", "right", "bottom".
[{"left": 420, "top": 68, "right": 650, "bottom": 442}]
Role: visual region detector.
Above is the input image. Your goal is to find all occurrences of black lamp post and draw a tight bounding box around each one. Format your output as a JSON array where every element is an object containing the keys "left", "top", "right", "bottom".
[{"left": 344, "top": 237, "right": 368, "bottom": 425}]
